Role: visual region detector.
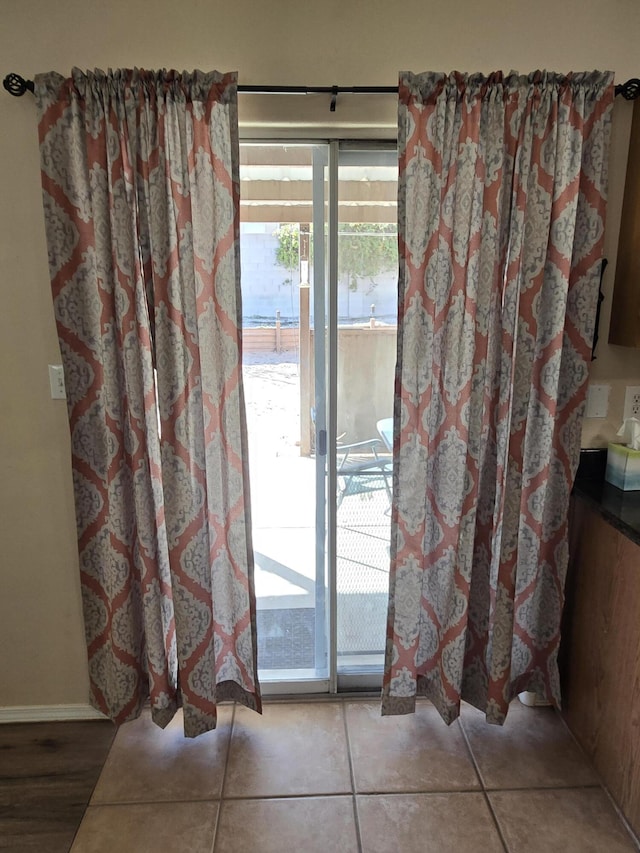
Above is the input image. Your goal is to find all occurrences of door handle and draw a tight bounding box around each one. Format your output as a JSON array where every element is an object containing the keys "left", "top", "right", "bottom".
[{"left": 318, "top": 429, "right": 327, "bottom": 456}]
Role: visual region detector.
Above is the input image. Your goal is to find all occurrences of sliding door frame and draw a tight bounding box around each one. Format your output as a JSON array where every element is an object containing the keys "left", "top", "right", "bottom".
[{"left": 241, "top": 139, "right": 396, "bottom": 697}]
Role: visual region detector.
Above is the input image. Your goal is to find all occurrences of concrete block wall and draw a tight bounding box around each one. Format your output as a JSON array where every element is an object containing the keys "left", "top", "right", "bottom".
[{"left": 240, "top": 224, "right": 398, "bottom": 325}]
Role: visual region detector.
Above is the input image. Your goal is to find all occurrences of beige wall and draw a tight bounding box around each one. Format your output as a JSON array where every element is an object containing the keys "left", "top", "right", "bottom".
[{"left": 2, "top": 0, "right": 640, "bottom": 709}]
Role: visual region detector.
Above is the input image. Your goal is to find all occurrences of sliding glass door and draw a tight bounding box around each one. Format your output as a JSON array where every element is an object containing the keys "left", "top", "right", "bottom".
[{"left": 239, "top": 141, "right": 397, "bottom": 693}]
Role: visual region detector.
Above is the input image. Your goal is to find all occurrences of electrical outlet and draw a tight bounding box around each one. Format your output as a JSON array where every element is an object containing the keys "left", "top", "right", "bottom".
[{"left": 624, "top": 385, "right": 640, "bottom": 420}]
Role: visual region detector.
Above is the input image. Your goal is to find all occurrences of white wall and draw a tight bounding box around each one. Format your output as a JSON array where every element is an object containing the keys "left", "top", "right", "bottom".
[{"left": 2, "top": 0, "right": 640, "bottom": 709}]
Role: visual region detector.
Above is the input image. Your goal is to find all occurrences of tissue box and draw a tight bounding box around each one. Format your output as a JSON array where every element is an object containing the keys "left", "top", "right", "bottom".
[{"left": 605, "top": 443, "right": 640, "bottom": 490}]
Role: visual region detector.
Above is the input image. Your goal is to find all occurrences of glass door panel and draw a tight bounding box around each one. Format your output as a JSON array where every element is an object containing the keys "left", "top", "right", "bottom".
[
  {"left": 334, "top": 146, "right": 398, "bottom": 684},
  {"left": 239, "top": 144, "right": 328, "bottom": 689}
]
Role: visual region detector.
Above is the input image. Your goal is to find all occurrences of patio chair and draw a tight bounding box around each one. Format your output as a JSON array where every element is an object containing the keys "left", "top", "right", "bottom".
[
  {"left": 336, "top": 437, "right": 393, "bottom": 509},
  {"left": 376, "top": 417, "right": 393, "bottom": 452}
]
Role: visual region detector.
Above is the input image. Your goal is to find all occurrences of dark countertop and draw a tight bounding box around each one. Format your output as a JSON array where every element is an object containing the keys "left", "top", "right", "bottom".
[{"left": 573, "top": 452, "right": 640, "bottom": 547}]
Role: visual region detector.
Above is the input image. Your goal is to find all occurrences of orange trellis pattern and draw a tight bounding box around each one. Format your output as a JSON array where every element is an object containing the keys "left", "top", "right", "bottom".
[
  {"left": 36, "top": 69, "right": 260, "bottom": 737},
  {"left": 383, "top": 71, "right": 613, "bottom": 724}
]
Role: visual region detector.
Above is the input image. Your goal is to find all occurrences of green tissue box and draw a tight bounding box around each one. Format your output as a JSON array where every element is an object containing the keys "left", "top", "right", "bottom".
[{"left": 605, "top": 443, "right": 640, "bottom": 491}]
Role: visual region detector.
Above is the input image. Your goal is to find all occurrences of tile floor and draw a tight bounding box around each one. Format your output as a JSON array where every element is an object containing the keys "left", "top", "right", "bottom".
[{"left": 64, "top": 698, "right": 640, "bottom": 853}]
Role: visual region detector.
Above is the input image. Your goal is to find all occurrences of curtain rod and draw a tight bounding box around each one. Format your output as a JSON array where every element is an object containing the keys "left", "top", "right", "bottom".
[
  {"left": 2, "top": 74, "right": 399, "bottom": 111},
  {"left": 4, "top": 73, "right": 640, "bottom": 109}
]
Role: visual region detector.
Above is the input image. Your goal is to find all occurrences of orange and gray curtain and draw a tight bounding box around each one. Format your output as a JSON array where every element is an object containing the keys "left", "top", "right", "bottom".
[
  {"left": 384, "top": 70, "right": 614, "bottom": 724},
  {"left": 35, "top": 69, "right": 261, "bottom": 737}
]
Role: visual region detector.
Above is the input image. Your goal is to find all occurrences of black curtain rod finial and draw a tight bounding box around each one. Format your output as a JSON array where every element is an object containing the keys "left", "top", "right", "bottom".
[
  {"left": 3, "top": 73, "right": 34, "bottom": 97},
  {"left": 615, "top": 78, "right": 640, "bottom": 100}
]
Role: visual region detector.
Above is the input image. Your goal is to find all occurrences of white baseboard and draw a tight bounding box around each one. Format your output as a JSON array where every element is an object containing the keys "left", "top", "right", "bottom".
[{"left": 0, "top": 704, "right": 108, "bottom": 723}]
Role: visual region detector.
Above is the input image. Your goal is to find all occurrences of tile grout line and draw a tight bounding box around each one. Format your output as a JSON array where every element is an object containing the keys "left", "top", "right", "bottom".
[
  {"left": 219, "top": 791, "right": 360, "bottom": 801},
  {"left": 76, "top": 796, "right": 223, "bottom": 808},
  {"left": 212, "top": 701, "right": 237, "bottom": 853},
  {"left": 457, "top": 715, "right": 510, "bottom": 853},
  {"left": 81, "top": 783, "right": 616, "bottom": 809},
  {"left": 479, "top": 782, "right": 603, "bottom": 793},
  {"left": 341, "top": 701, "right": 363, "bottom": 853},
  {"left": 351, "top": 786, "right": 494, "bottom": 797}
]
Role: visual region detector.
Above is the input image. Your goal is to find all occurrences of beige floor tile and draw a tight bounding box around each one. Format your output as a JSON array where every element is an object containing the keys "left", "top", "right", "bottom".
[
  {"left": 346, "top": 701, "right": 480, "bottom": 793},
  {"left": 358, "top": 792, "right": 505, "bottom": 853},
  {"left": 91, "top": 706, "right": 232, "bottom": 804},
  {"left": 70, "top": 801, "right": 218, "bottom": 853},
  {"left": 460, "top": 700, "right": 599, "bottom": 789},
  {"left": 224, "top": 702, "right": 351, "bottom": 797},
  {"left": 214, "top": 796, "right": 358, "bottom": 852},
  {"left": 489, "top": 788, "right": 637, "bottom": 852}
]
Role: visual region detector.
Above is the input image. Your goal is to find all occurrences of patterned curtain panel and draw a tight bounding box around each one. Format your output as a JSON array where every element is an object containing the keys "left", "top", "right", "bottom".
[
  {"left": 384, "top": 70, "right": 614, "bottom": 724},
  {"left": 36, "top": 68, "right": 261, "bottom": 737}
]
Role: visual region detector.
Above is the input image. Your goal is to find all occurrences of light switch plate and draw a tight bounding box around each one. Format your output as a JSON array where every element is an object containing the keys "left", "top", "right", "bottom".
[
  {"left": 585, "top": 384, "right": 609, "bottom": 419},
  {"left": 48, "top": 364, "right": 66, "bottom": 400}
]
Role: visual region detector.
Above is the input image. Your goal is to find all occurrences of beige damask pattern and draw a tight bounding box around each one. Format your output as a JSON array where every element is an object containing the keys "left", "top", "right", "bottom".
[
  {"left": 36, "top": 68, "right": 261, "bottom": 737},
  {"left": 384, "top": 70, "right": 613, "bottom": 724}
]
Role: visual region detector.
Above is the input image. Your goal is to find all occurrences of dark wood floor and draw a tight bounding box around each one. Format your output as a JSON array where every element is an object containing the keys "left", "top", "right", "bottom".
[{"left": 0, "top": 719, "right": 116, "bottom": 852}]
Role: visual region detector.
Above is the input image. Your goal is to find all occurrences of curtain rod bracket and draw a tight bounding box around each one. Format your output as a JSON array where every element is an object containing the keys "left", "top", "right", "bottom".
[{"left": 330, "top": 85, "right": 338, "bottom": 112}]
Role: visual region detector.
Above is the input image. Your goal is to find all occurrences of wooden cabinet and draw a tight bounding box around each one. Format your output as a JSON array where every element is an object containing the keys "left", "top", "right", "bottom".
[
  {"left": 610, "top": 100, "right": 640, "bottom": 347},
  {"left": 561, "top": 499, "right": 640, "bottom": 835}
]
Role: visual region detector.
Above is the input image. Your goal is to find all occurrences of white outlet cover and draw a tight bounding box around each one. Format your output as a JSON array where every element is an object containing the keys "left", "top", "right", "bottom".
[{"left": 623, "top": 385, "right": 640, "bottom": 420}]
